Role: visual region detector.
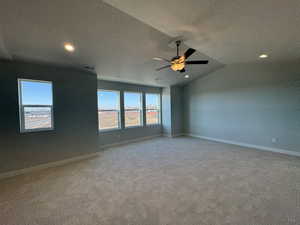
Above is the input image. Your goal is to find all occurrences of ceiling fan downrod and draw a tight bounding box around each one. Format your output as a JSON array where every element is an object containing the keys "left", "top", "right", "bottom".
[{"left": 175, "top": 40, "right": 181, "bottom": 57}]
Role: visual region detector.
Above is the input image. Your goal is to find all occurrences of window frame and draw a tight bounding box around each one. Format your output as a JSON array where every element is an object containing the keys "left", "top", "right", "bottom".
[
  {"left": 97, "top": 89, "right": 121, "bottom": 132},
  {"left": 145, "top": 93, "right": 161, "bottom": 126},
  {"left": 18, "top": 78, "right": 54, "bottom": 133},
  {"left": 124, "top": 91, "right": 143, "bottom": 128}
]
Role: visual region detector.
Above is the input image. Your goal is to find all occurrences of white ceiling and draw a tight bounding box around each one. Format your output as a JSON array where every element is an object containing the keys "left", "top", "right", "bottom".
[
  {"left": 1, "top": 0, "right": 298, "bottom": 87},
  {"left": 104, "top": 0, "right": 300, "bottom": 64},
  {"left": 0, "top": 0, "right": 223, "bottom": 87}
]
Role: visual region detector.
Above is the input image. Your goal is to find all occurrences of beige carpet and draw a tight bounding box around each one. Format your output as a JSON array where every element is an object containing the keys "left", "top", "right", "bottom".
[{"left": 1, "top": 137, "right": 300, "bottom": 225}]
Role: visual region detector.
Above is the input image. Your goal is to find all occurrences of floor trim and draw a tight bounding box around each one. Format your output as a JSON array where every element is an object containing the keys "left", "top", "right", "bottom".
[
  {"left": 187, "top": 133, "right": 300, "bottom": 157},
  {"left": 163, "top": 133, "right": 185, "bottom": 138},
  {"left": 162, "top": 133, "right": 172, "bottom": 138},
  {"left": 0, "top": 134, "right": 162, "bottom": 180},
  {"left": 100, "top": 134, "right": 162, "bottom": 149},
  {"left": 0, "top": 152, "right": 99, "bottom": 180},
  {"left": 171, "top": 133, "right": 185, "bottom": 137}
]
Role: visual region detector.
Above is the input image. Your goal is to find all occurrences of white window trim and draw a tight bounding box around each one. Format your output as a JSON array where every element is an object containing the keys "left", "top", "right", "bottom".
[
  {"left": 124, "top": 91, "right": 143, "bottom": 128},
  {"left": 145, "top": 93, "right": 161, "bottom": 126},
  {"left": 98, "top": 89, "right": 121, "bottom": 131},
  {"left": 18, "top": 79, "right": 54, "bottom": 133}
]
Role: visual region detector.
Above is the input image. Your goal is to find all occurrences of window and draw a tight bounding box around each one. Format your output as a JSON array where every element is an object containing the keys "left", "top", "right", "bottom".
[
  {"left": 98, "top": 90, "right": 120, "bottom": 130},
  {"left": 124, "top": 92, "right": 143, "bottom": 127},
  {"left": 146, "top": 93, "right": 161, "bottom": 125},
  {"left": 18, "top": 79, "right": 53, "bottom": 132}
]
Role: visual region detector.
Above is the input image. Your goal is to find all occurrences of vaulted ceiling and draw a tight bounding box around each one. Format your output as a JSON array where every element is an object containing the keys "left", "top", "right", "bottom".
[
  {"left": 0, "top": 0, "right": 299, "bottom": 86},
  {"left": 104, "top": 0, "right": 300, "bottom": 64}
]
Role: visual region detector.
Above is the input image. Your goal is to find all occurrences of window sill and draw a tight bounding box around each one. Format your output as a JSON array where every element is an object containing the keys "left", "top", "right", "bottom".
[
  {"left": 99, "top": 128, "right": 121, "bottom": 133},
  {"left": 124, "top": 125, "right": 144, "bottom": 129},
  {"left": 20, "top": 128, "right": 54, "bottom": 133},
  {"left": 98, "top": 124, "right": 161, "bottom": 135},
  {"left": 146, "top": 124, "right": 161, "bottom": 127}
]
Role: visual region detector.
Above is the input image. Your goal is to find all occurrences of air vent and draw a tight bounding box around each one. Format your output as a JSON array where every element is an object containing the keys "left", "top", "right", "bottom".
[{"left": 83, "top": 65, "right": 95, "bottom": 70}]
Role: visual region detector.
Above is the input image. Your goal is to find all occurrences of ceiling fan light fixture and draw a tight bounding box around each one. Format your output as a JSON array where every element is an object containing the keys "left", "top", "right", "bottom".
[
  {"left": 155, "top": 41, "right": 209, "bottom": 73},
  {"left": 171, "top": 56, "right": 185, "bottom": 71},
  {"left": 171, "top": 63, "right": 185, "bottom": 71}
]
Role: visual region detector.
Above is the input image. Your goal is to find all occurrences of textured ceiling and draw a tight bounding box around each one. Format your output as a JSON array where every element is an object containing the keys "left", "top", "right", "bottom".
[
  {"left": 104, "top": 0, "right": 300, "bottom": 64},
  {"left": 0, "top": 0, "right": 223, "bottom": 87}
]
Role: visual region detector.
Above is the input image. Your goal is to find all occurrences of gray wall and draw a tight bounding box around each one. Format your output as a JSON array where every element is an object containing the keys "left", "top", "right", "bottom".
[
  {"left": 161, "top": 86, "right": 184, "bottom": 137},
  {"left": 184, "top": 62, "right": 300, "bottom": 152},
  {"left": 162, "top": 87, "right": 172, "bottom": 136},
  {"left": 97, "top": 80, "right": 162, "bottom": 146},
  {"left": 0, "top": 60, "right": 99, "bottom": 173},
  {"left": 171, "top": 86, "right": 184, "bottom": 136}
]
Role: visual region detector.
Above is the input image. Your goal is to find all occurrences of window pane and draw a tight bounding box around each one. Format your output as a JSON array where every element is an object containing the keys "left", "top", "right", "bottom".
[
  {"left": 21, "top": 80, "right": 52, "bottom": 105},
  {"left": 146, "top": 93, "right": 160, "bottom": 125},
  {"left": 19, "top": 79, "right": 53, "bottom": 132},
  {"left": 124, "top": 92, "right": 142, "bottom": 127},
  {"left": 24, "top": 107, "right": 52, "bottom": 130},
  {"left": 125, "top": 110, "right": 141, "bottom": 127},
  {"left": 146, "top": 110, "right": 159, "bottom": 124},
  {"left": 98, "top": 90, "right": 120, "bottom": 130}
]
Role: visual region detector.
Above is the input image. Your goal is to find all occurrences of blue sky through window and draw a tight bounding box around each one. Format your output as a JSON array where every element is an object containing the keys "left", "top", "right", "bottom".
[
  {"left": 146, "top": 94, "right": 159, "bottom": 108},
  {"left": 98, "top": 91, "right": 160, "bottom": 110},
  {"left": 20, "top": 80, "right": 53, "bottom": 105},
  {"left": 98, "top": 91, "right": 119, "bottom": 110},
  {"left": 20, "top": 81, "right": 160, "bottom": 110},
  {"left": 124, "top": 92, "right": 141, "bottom": 109}
]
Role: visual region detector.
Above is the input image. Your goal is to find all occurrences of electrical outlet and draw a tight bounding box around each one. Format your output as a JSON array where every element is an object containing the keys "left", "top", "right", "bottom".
[{"left": 271, "top": 138, "right": 277, "bottom": 143}]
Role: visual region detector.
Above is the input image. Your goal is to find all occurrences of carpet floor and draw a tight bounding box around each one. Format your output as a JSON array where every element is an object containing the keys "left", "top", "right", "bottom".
[{"left": 1, "top": 137, "right": 300, "bottom": 225}]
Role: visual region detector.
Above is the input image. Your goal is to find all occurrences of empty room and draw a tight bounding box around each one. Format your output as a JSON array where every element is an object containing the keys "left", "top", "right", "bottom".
[{"left": 0, "top": 0, "right": 300, "bottom": 224}]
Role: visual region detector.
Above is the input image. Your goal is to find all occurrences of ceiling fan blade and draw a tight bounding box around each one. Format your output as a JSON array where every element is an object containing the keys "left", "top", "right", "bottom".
[
  {"left": 180, "top": 68, "right": 186, "bottom": 73},
  {"left": 184, "top": 48, "right": 196, "bottom": 59},
  {"left": 186, "top": 60, "right": 209, "bottom": 64},
  {"left": 153, "top": 57, "right": 171, "bottom": 62},
  {"left": 156, "top": 65, "right": 170, "bottom": 71}
]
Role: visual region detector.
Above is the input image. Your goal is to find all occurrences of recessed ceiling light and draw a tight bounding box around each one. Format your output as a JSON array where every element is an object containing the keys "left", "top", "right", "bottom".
[
  {"left": 184, "top": 74, "right": 190, "bottom": 79},
  {"left": 64, "top": 43, "right": 75, "bottom": 52},
  {"left": 259, "top": 54, "right": 268, "bottom": 58}
]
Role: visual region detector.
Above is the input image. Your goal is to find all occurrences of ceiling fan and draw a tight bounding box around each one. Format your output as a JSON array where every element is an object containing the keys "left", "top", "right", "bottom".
[{"left": 154, "top": 40, "right": 208, "bottom": 73}]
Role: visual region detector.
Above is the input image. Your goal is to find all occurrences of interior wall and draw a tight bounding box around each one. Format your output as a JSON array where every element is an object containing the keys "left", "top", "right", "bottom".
[
  {"left": 161, "top": 86, "right": 184, "bottom": 137},
  {"left": 97, "top": 80, "right": 162, "bottom": 146},
  {"left": 184, "top": 62, "right": 300, "bottom": 153},
  {"left": 0, "top": 60, "right": 99, "bottom": 174},
  {"left": 162, "top": 87, "right": 172, "bottom": 136},
  {"left": 171, "top": 86, "right": 184, "bottom": 136}
]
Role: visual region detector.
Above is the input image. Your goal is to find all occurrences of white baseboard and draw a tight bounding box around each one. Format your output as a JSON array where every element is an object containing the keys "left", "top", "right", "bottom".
[
  {"left": 163, "top": 133, "right": 185, "bottom": 138},
  {"left": 5, "top": 133, "right": 296, "bottom": 180},
  {"left": 0, "top": 134, "right": 162, "bottom": 180},
  {"left": 163, "top": 133, "right": 172, "bottom": 138},
  {"left": 100, "top": 134, "right": 162, "bottom": 149},
  {"left": 171, "top": 133, "right": 185, "bottom": 137},
  {"left": 187, "top": 133, "right": 300, "bottom": 158},
  {"left": 0, "top": 152, "right": 99, "bottom": 180}
]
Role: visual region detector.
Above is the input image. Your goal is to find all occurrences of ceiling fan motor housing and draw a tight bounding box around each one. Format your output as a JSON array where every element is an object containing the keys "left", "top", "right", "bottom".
[
  {"left": 171, "top": 56, "right": 185, "bottom": 71},
  {"left": 155, "top": 39, "right": 208, "bottom": 72}
]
